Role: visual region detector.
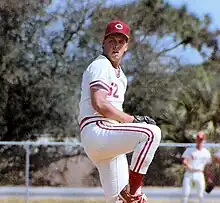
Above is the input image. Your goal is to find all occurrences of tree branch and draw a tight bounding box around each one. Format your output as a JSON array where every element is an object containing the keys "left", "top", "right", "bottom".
[{"left": 156, "top": 36, "right": 193, "bottom": 58}]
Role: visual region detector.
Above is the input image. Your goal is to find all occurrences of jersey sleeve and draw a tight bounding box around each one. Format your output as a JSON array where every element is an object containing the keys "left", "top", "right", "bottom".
[
  {"left": 182, "top": 148, "right": 191, "bottom": 159},
  {"left": 87, "top": 62, "right": 111, "bottom": 94}
]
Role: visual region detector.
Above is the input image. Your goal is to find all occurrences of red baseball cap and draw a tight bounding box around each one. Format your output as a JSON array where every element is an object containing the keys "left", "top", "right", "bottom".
[
  {"left": 104, "top": 20, "right": 130, "bottom": 39},
  {"left": 196, "top": 131, "right": 206, "bottom": 140}
]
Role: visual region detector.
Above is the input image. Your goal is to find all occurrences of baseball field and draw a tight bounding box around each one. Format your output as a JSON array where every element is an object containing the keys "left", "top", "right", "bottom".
[{"left": 1, "top": 199, "right": 220, "bottom": 203}]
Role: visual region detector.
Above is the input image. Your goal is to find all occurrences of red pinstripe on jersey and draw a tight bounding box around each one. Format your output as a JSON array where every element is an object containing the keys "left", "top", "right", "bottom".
[{"left": 90, "top": 80, "right": 110, "bottom": 93}]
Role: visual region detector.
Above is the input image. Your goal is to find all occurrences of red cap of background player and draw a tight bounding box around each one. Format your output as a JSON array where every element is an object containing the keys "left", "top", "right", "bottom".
[
  {"left": 196, "top": 131, "right": 206, "bottom": 140},
  {"left": 104, "top": 20, "right": 130, "bottom": 39}
]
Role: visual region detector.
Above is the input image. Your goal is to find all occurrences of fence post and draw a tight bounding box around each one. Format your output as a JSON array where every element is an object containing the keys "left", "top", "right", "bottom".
[{"left": 25, "top": 142, "right": 30, "bottom": 203}]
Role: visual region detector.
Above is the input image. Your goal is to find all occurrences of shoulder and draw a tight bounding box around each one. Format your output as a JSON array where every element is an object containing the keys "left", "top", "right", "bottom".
[
  {"left": 185, "top": 147, "right": 194, "bottom": 152},
  {"left": 182, "top": 147, "right": 193, "bottom": 156},
  {"left": 200, "top": 148, "right": 211, "bottom": 158},
  {"left": 203, "top": 148, "right": 211, "bottom": 154},
  {"left": 87, "top": 55, "right": 111, "bottom": 73}
]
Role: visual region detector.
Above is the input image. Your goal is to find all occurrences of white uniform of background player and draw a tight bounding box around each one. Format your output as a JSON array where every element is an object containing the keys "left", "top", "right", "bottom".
[
  {"left": 78, "top": 20, "right": 161, "bottom": 203},
  {"left": 181, "top": 132, "right": 212, "bottom": 203}
]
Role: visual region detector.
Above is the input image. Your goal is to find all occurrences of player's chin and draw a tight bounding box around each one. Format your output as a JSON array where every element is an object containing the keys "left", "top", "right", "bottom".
[{"left": 110, "top": 55, "right": 122, "bottom": 61}]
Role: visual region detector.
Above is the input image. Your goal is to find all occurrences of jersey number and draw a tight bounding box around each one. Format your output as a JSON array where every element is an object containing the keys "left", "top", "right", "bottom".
[{"left": 108, "top": 82, "right": 119, "bottom": 98}]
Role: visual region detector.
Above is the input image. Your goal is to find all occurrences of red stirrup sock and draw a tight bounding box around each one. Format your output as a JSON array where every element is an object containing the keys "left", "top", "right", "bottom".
[{"left": 129, "top": 169, "right": 144, "bottom": 195}]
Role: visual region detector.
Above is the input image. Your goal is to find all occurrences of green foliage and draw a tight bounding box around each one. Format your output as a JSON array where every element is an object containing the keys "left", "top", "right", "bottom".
[
  {"left": 0, "top": 1, "right": 88, "bottom": 141},
  {"left": 0, "top": 0, "right": 86, "bottom": 185},
  {"left": 90, "top": 0, "right": 218, "bottom": 58},
  {"left": 158, "top": 64, "right": 220, "bottom": 142},
  {"left": 144, "top": 147, "right": 185, "bottom": 186}
]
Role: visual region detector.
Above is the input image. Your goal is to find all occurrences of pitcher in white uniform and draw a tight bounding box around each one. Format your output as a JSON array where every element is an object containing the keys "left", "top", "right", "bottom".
[
  {"left": 78, "top": 20, "right": 161, "bottom": 203},
  {"left": 181, "top": 131, "right": 212, "bottom": 203}
]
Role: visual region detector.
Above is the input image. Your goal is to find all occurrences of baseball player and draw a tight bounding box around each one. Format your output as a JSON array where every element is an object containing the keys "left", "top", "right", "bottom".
[
  {"left": 78, "top": 20, "right": 161, "bottom": 203},
  {"left": 181, "top": 131, "right": 212, "bottom": 203}
]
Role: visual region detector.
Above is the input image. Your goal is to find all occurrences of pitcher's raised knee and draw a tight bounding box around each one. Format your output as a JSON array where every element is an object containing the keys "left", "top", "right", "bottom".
[{"left": 146, "top": 124, "right": 161, "bottom": 144}]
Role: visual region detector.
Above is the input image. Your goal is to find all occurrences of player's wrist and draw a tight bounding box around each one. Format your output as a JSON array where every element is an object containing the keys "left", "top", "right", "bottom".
[{"left": 124, "top": 115, "right": 135, "bottom": 123}]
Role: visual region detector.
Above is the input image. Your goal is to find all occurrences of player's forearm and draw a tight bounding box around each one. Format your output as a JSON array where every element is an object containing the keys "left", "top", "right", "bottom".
[
  {"left": 182, "top": 159, "right": 191, "bottom": 170},
  {"left": 93, "top": 101, "right": 134, "bottom": 123}
]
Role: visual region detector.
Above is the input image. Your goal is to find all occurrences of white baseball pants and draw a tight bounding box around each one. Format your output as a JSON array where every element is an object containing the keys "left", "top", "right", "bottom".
[
  {"left": 80, "top": 116, "right": 161, "bottom": 203},
  {"left": 182, "top": 171, "right": 206, "bottom": 203}
]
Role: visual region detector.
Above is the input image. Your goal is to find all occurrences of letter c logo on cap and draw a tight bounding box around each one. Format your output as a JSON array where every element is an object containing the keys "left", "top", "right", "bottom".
[{"left": 115, "top": 23, "right": 123, "bottom": 30}]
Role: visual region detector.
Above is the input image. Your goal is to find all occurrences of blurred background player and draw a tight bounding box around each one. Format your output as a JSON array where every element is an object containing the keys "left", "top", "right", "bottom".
[
  {"left": 181, "top": 131, "right": 212, "bottom": 203},
  {"left": 78, "top": 20, "right": 161, "bottom": 203}
]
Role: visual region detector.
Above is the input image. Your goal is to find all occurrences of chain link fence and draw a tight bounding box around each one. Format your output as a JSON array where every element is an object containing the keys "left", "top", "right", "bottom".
[{"left": 0, "top": 141, "right": 219, "bottom": 202}]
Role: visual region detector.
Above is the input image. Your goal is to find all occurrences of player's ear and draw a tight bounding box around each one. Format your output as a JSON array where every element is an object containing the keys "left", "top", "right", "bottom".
[
  {"left": 124, "top": 43, "right": 128, "bottom": 52},
  {"left": 102, "top": 38, "right": 106, "bottom": 48}
]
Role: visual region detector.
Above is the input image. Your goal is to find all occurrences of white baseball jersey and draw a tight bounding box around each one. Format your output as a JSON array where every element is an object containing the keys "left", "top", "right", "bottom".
[
  {"left": 78, "top": 55, "right": 127, "bottom": 122},
  {"left": 78, "top": 56, "right": 161, "bottom": 203},
  {"left": 182, "top": 147, "right": 212, "bottom": 171}
]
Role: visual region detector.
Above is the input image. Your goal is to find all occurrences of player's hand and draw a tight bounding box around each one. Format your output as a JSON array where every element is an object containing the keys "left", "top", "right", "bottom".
[
  {"left": 186, "top": 164, "right": 193, "bottom": 171},
  {"left": 133, "top": 115, "right": 156, "bottom": 125}
]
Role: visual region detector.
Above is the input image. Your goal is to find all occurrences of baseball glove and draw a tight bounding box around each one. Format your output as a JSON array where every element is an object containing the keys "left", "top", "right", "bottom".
[
  {"left": 205, "top": 179, "right": 215, "bottom": 194},
  {"left": 133, "top": 115, "right": 156, "bottom": 125}
]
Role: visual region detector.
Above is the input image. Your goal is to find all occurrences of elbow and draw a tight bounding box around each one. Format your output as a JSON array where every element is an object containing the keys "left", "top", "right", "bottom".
[{"left": 92, "top": 99, "right": 108, "bottom": 115}]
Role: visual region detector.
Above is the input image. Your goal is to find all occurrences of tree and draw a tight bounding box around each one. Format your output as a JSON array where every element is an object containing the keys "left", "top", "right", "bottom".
[
  {"left": 158, "top": 65, "right": 220, "bottom": 142},
  {"left": 0, "top": 0, "right": 98, "bottom": 141},
  {"left": 0, "top": 0, "right": 90, "bottom": 185}
]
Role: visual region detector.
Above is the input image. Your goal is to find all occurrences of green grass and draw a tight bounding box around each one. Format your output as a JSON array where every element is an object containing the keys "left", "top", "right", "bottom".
[{"left": 0, "top": 199, "right": 219, "bottom": 203}]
